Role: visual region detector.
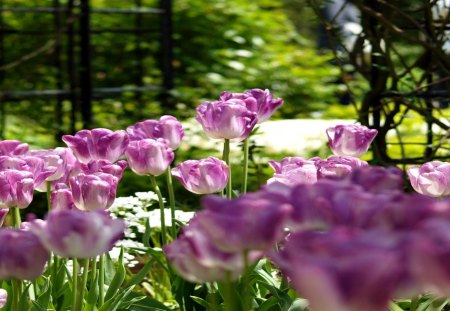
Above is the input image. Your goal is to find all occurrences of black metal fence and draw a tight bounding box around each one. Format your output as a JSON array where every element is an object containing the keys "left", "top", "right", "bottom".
[{"left": 0, "top": 0, "right": 173, "bottom": 139}]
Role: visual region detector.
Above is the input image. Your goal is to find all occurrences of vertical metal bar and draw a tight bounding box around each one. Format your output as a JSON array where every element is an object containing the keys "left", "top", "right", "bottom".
[
  {"left": 160, "top": 0, "right": 174, "bottom": 113},
  {"left": 79, "top": 0, "right": 92, "bottom": 128},
  {"left": 0, "top": 0, "right": 5, "bottom": 139},
  {"left": 67, "top": 0, "right": 77, "bottom": 133},
  {"left": 54, "top": 0, "right": 64, "bottom": 139},
  {"left": 134, "top": 0, "right": 144, "bottom": 119}
]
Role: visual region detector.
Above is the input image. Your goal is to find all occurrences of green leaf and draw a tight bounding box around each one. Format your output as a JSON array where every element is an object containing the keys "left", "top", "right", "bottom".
[
  {"left": 124, "top": 259, "right": 155, "bottom": 287},
  {"left": 105, "top": 247, "right": 126, "bottom": 301},
  {"left": 85, "top": 274, "right": 99, "bottom": 311},
  {"left": 190, "top": 296, "right": 211, "bottom": 309},
  {"left": 36, "top": 276, "right": 52, "bottom": 308},
  {"left": 31, "top": 301, "right": 47, "bottom": 311}
]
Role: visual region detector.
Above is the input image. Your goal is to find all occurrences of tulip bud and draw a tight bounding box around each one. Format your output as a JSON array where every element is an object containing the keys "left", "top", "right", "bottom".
[
  {"left": 30, "top": 209, "right": 125, "bottom": 259},
  {"left": 220, "top": 88, "right": 284, "bottom": 123},
  {"left": 0, "top": 140, "right": 29, "bottom": 156},
  {"left": 195, "top": 100, "right": 257, "bottom": 141},
  {"left": 326, "top": 124, "right": 378, "bottom": 158},
  {"left": 62, "top": 128, "right": 129, "bottom": 163},
  {"left": 0, "top": 229, "right": 49, "bottom": 280},
  {"left": 172, "top": 157, "right": 229, "bottom": 194},
  {"left": 127, "top": 115, "right": 184, "bottom": 150},
  {"left": 69, "top": 173, "right": 118, "bottom": 211},
  {"left": 407, "top": 161, "right": 450, "bottom": 197},
  {"left": 0, "top": 170, "right": 34, "bottom": 209},
  {"left": 0, "top": 288, "right": 6, "bottom": 308},
  {"left": 125, "top": 139, "right": 174, "bottom": 176}
]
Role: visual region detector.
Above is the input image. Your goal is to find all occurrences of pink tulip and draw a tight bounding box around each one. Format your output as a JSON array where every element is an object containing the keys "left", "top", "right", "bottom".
[
  {"left": 195, "top": 100, "right": 257, "bottom": 141},
  {"left": 62, "top": 128, "right": 129, "bottom": 163},
  {"left": 0, "top": 229, "right": 49, "bottom": 280},
  {"left": 407, "top": 161, "right": 450, "bottom": 197},
  {"left": 172, "top": 157, "right": 229, "bottom": 194},
  {"left": 69, "top": 173, "right": 118, "bottom": 211},
  {"left": 127, "top": 115, "right": 184, "bottom": 150},
  {"left": 326, "top": 124, "right": 378, "bottom": 157},
  {"left": 125, "top": 139, "right": 174, "bottom": 176},
  {"left": 31, "top": 209, "right": 125, "bottom": 258},
  {"left": 220, "top": 88, "right": 284, "bottom": 123},
  {"left": 0, "top": 170, "right": 34, "bottom": 209},
  {"left": 0, "top": 288, "right": 6, "bottom": 308},
  {"left": 268, "top": 157, "right": 318, "bottom": 186},
  {"left": 51, "top": 183, "right": 74, "bottom": 210},
  {"left": 0, "top": 140, "right": 29, "bottom": 156}
]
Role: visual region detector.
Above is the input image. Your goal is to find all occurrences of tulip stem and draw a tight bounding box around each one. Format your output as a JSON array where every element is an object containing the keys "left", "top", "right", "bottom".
[
  {"left": 222, "top": 272, "right": 236, "bottom": 311},
  {"left": 241, "top": 138, "right": 249, "bottom": 194},
  {"left": 72, "top": 258, "right": 79, "bottom": 311},
  {"left": 150, "top": 175, "right": 167, "bottom": 245},
  {"left": 223, "top": 139, "right": 232, "bottom": 199},
  {"left": 12, "top": 207, "right": 21, "bottom": 228},
  {"left": 75, "top": 259, "right": 89, "bottom": 311},
  {"left": 11, "top": 279, "right": 22, "bottom": 311},
  {"left": 242, "top": 250, "right": 252, "bottom": 311},
  {"left": 46, "top": 181, "right": 51, "bottom": 211},
  {"left": 166, "top": 167, "right": 177, "bottom": 238},
  {"left": 98, "top": 254, "right": 105, "bottom": 306}
]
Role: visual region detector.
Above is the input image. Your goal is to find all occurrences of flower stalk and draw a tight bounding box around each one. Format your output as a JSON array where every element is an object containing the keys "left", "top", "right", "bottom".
[{"left": 150, "top": 175, "right": 167, "bottom": 245}]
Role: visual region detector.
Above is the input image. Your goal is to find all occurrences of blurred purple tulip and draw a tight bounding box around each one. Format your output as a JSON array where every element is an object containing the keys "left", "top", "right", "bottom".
[
  {"left": 31, "top": 209, "right": 125, "bottom": 258},
  {"left": 272, "top": 229, "right": 405, "bottom": 311},
  {"left": 326, "top": 124, "right": 378, "bottom": 157},
  {"left": 0, "top": 208, "right": 8, "bottom": 227},
  {"left": 410, "top": 219, "right": 450, "bottom": 295},
  {"left": 0, "top": 228, "right": 49, "bottom": 280},
  {"left": 407, "top": 161, "right": 450, "bottom": 197},
  {"left": 69, "top": 173, "right": 118, "bottom": 211},
  {"left": 316, "top": 155, "right": 368, "bottom": 179},
  {"left": 0, "top": 288, "right": 6, "bottom": 308},
  {"left": 172, "top": 157, "right": 229, "bottom": 194},
  {"left": 195, "top": 100, "right": 257, "bottom": 141},
  {"left": 62, "top": 128, "right": 129, "bottom": 163},
  {"left": 127, "top": 115, "right": 184, "bottom": 150},
  {"left": 267, "top": 157, "right": 318, "bottom": 186},
  {"left": 0, "top": 140, "right": 29, "bottom": 156},
  {"left": 51, "top": 183, "right": 74, "bottom": 210},
  {"left": 164, "top": 218, "right": 259, "bottom": 283},
  {"left": 196, "top": 192, "right": 291, "bottom": 252},
  {"left": 0, "top": 170, "right": 34, "bottom": 209},
  {"left": 349, "top": 166, "right": 404, "bottom": 193},
  {"left": 221, "top": 88, "right": 283, "bottom": 123},
  {"left": 125, "top": 139, "right": 174, "bottom": 176}
]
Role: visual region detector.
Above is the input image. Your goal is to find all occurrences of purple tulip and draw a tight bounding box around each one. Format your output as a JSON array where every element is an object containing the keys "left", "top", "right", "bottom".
[
  {"left": 125, "top": 139, "right": 174, "bottom": 176},
  {"left": 62, "top": 128, "right": 129, "bottom": 164},
  {"left": 69, "top": 173, "right": 118, "bottom": 211},
  {"left": 0, "top": 170, "right": 34, "bottom": 209},
  {"left": 80, "top": 159, "right": 127, "bottom": 180},
  {"left": 0, "top": 288, "right": 6, "bottom": 308},
  {"left": 164, "top": 218, "right": 259, "bottom": 283},
  {"left": 267, "top": 157, "right": 318, "bottom": 186},
  {"left": 51, "top": 183, "right": 74, "bottom": 210},
  {"left": 316, "top": 155, "right": 368, "bottom": 179},
  {"left": 31, "top": 209, "right": 125, "bottom": 258},
  {"left": 326, "top": 124, "right": 378, "bottom": 157},
  {"left": 195, "top": 192, "right": 291, "bottom": 252},
  {"left": 127, "top": 115, "right": 184, "bottom": 150},
  {"left": 407, "top": 161, "right": 450, "bottom": 197},
  {"left": 220, "top": 88, "right": 284, "bottom": 123},
  {"left": 410, "top": 219, "right": 450, "bottom": 295},
  {"left": 172, "top": 157, "right": 229, "bottom": 194},
  {"left": 272, "top": 229, "right": 405, "bottom": 311},
  {"left": 0, "top": 140, "right": 29, "bottom": 156},
  {"left": 349, "top": 166, "right": 404, "bottom": 194},
  {"left": 0, "top": 229, "right": 49, "bottom": 280},
  {"left": 0, "top": 208, "right": 8, "bottom": 227},
  {"left": 195, "top": 100, "right": 257, "bottom": 141}
]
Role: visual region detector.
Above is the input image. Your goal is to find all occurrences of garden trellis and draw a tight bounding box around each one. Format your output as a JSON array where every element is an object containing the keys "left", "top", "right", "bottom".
[
  {"left": 310, "top": 0, "right": 450, "bottom": 167},
  {"left": 0, "top": 0, "right": 173, "bottom": 139}
]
